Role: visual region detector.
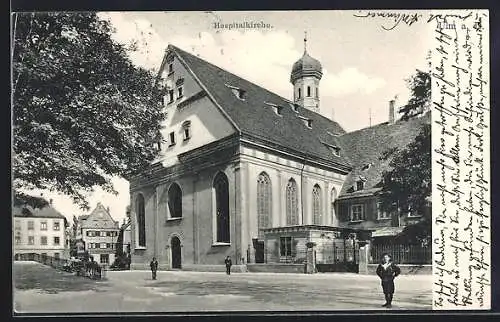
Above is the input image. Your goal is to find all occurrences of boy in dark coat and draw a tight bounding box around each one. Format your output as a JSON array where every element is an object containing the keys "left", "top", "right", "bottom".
[
  {"left": 224, "top": 256, "right": 232, "bottom": 275},
  {"left": 150, "top": 257, "right": 158, "bottom": 280},
  {"left": 376, "top": 253, "right": 401, "bottom": 308}
]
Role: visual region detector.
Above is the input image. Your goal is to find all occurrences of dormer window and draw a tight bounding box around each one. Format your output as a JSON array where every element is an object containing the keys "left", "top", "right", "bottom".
[
  {"left": 225, "top": 84, "right": 246, "bottom": 100},
  {"left": 356, "top": 180, "right": 365, "bottom": 191},
  {"left": 299, "top": 116, "right": 312, "bottom": 128},
  {"left": 177, "top": 86, "right": 184, "bottom": 99},
  {"left": 289, "top": 103, "right": 299, "bottom": 113},
  {"left": 265, "top": 102, "right": 283, "bottom": 115},
  {"left": 182, "top": 120, "right": 191, "bottom": 140},
  {"left": 361, "top": 163, "right": 372, "bottom": 171},
  {"left": 331, "top": 146, "right": 340, "bottom": 156},
  {"left": 168, "top": 63, "right": 174, "bottom": 74}
]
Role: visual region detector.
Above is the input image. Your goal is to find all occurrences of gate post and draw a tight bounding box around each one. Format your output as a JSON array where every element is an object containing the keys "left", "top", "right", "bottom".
[
  {"left": 305, "top": 242, "right": 317, "bottom": 274},
  {"left": 358, "top": 241, "right": 370, "bottom": 275}
]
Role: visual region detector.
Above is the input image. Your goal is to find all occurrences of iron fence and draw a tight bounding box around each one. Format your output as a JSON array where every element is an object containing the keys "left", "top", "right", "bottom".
[
  {"left": 16, "top": 253, "right": 105, "bottom": 279},
  {"left": 370, "top": 243, "right": 431, "bottom": 264}
]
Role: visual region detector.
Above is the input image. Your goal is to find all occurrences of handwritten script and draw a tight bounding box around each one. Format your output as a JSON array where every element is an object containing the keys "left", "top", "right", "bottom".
[{"left": 431, "top": 10, "right": 490, "bottom": 310}]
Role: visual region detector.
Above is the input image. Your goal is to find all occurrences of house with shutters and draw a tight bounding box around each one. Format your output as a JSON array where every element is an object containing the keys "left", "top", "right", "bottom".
[
  {"left": 75, "top": 203, "right": 120, "bottom": 265},
  {"left": 13, "top": 201, "right": 68, "bottom": 260},
  {"left": 127, "top": 40, "right": 429, "bottom": 271}
]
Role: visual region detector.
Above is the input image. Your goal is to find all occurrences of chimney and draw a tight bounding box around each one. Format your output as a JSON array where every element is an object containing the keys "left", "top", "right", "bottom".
[{"left": 389, "top": 99, "right": 396, "bottom": 124}]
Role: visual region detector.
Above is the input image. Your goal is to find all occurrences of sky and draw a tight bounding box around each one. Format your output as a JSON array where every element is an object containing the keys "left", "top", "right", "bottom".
[{"left": 26, "top": 10, "right": 433, "bottom": 225}]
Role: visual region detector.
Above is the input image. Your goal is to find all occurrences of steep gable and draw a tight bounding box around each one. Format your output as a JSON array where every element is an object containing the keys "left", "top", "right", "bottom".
[
  {"left": 81, "top": 203, "right": 118, "bottom": 229},
  {"left": 336, "top": 113, "right": 430, "bottom": 197},
  {"left": 170, "top": 45, "right": 351, "bottom": 170}
]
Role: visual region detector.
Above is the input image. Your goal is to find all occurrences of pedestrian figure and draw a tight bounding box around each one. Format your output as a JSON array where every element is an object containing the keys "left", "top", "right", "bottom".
[
  {"left": 376, "top": 253, "right": 401, "bottom": 308},
  {"left": 224, "top": 256, "right": 232, "bottom": 275},
  {"left": 150, "top": 257, "right": 158, "bottom": 280}
]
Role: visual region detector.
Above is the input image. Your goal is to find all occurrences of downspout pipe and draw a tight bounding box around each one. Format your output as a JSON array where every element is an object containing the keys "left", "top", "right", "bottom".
[{"left": 300, "top": 158, "right": 307, "bottom": 225}]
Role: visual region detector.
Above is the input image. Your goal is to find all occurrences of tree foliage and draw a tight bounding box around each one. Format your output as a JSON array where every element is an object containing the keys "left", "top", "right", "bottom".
[
  {"left": 12, "top": 12, "right": 165, "bottom": 208},
  {"left": 399, "top": 69, "right": 431, "bottom": 120},
  {"left": 378, "top": 69, "right": 431, "bottom": 243}
]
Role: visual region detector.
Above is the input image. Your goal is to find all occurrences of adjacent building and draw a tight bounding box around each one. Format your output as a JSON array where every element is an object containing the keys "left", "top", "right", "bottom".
[
  {"left": 13, "top": 202, "right": 68, "bottom": 260},
  {"left": 75, "top": 203, "right": 120, "bottom": 265},
  {"left": 127, "top": 41, "right": 429, "bottom": 270}
]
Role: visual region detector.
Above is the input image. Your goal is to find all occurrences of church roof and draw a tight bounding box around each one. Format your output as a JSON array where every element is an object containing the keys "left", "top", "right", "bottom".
[
  {"left": 336, "top": 113, "right": 430, "bottom": 197},
  {"left": 170, "top": 45, "right": 350, "bottom": 171},
  {"left": 13, "top": 204, "right": 66, "bottom": 219}
]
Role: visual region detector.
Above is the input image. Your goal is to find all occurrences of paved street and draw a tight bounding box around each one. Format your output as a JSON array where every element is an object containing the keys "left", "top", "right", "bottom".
[{"left": 13, "top": 261, "right": 432, "bottom": 313}]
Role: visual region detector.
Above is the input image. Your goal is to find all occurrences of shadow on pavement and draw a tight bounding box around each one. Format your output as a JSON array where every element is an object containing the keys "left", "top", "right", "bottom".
[{"left": 14, "top": 262, "right": 110, "bottom": 294}]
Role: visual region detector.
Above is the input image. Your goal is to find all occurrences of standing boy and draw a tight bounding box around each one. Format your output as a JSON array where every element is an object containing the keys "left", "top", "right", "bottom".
[
  {"left": 376, "top": 253, "right": 401, "bottom": 308},
  {"left": 150, "top": 257, "right": 158, "bottom": 280}
]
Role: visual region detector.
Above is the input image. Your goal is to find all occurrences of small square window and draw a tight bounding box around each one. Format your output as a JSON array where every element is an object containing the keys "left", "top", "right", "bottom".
[
  {"left": 40, "top": 222, "right": 47, "bottom": 231},
  {"left": 41, "top": 236, "right": 48, "bottom": 245},
  {"left": 351, "top": 205, "right": 365, "bottom": 221},
  {"left": 53, "top": 221, "right": 60, "bottom": 231},
  {"left": 54, "top": 237, "right": 60, "bottom": 245},
  {"left": 377, "top": 202, "right": 391, "bottom": 220}
]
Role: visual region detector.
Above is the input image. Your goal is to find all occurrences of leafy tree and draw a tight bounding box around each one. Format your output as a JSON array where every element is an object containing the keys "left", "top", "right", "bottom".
[
  {"left": 399, "top": 69, "right": 431, "bottom": 120},
  {"left": 378, "top": 69, "right": 431, "bottom": 244},
  {"left": 12, "top": 12, "right": 166, "bottom": 208}
]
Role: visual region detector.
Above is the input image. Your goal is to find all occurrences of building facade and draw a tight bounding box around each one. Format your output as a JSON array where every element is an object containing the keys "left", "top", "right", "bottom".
[
  {"left": 13, "top": 204, "right": 68, "bottom": 260},
  {"left": 128, "top": 42, "right": 429, "bottom": 271},
  {"left": 75, "top": 203, "right": 119, "bottom": 265}
]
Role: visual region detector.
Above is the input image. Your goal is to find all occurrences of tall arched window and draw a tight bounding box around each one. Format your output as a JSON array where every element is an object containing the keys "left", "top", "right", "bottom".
[
  {"left": 136, "top": 194, "right": 146, "bottom": 247},
  {"left": 168, "top": 183, "right": 182, "bottom": 218},
  {"left": 257, "top": 172, "right": 272, "bottom": 238},
  {"left": 312, "top": 184, "right": 322, "bottom": 225},
  {"left": 214, "top": 172, "right": 230, "bottom": 243},
  {"left": 331, "top": 187, "right": 337, "bottom": 223},
  {"left": 307, "top": 86, "right": 311, "bottom": 97},
  {"left": 286, "top": 179, "right": 299, "bottom": 226},
  {"left": 298, "top": 88, "right": 302, "bottom": 99}
]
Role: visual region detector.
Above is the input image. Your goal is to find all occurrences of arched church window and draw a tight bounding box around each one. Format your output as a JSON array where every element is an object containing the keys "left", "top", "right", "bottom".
[
  {"left": 312, "top": 184, "right": 322, "bottom": 225},
  {"left": 307, "top": 86, "right": 311, "bottom": 97},
  {"left": 257, "top": 172, "right": 272, "bottom": 238},
  {"left": 168, "top": 183, "right": 182, "bottom": 218},
  {"left": 286, "top": 179, "right": 299, "bottom": 226},
  {"left": 214, "top": 172, "right": 230, "bottom": 243},
  {"left": 315, "top": 87, "right": 319, "bottom": 98},
  {"left": 136, "top": 194, "right": 146, "bottom": 247},
  {"left": 298, "top": 88, "right": 301, "bottom": 99}
]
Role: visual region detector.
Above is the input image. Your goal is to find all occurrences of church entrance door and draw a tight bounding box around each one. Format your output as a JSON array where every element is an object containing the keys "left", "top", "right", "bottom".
[{"left": 171, "top": 236, "right": 182, "bottom": 269}]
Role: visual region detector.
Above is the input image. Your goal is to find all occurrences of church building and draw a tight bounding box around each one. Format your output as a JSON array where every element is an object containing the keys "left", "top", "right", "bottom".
[{"left": 127, "top": 38, "right": 429, "bottom": 271}]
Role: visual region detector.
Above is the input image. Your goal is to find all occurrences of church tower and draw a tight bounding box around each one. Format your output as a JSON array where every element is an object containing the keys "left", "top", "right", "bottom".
[{"left": 290, "top": 32, "right": 323, "bottom": 113}]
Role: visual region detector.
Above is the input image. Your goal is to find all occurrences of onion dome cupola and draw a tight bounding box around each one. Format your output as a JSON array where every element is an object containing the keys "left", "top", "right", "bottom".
[{"left": 290, "top": 32, "right": 323, "bottom": 113}]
